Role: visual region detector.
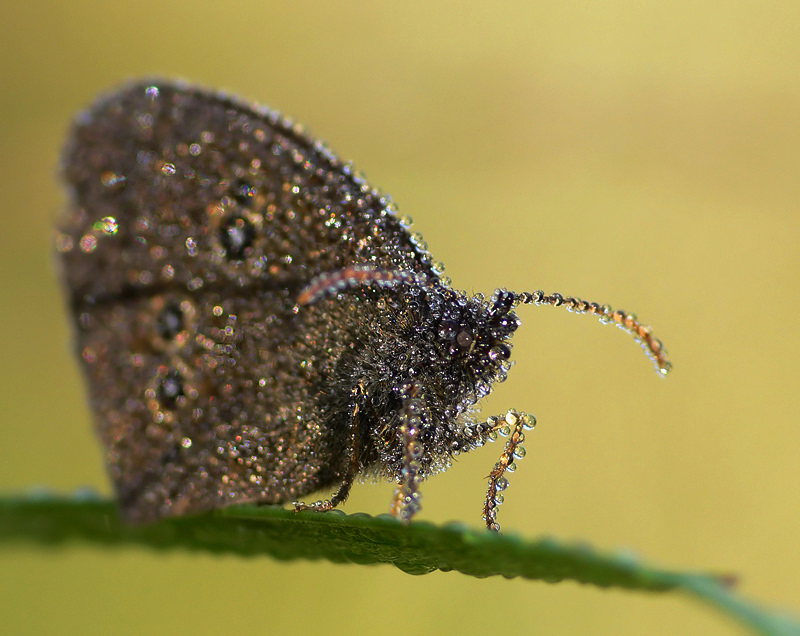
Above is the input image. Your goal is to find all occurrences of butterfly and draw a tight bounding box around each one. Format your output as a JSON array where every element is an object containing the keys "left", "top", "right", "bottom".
[{"left": 57, "top": 80, "right": 669, "bottom": 530}]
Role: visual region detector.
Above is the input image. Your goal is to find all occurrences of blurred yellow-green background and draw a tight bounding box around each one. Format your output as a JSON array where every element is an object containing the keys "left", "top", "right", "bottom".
[{"left": 2, "top": 2, "right": 799, "bottom": 634}]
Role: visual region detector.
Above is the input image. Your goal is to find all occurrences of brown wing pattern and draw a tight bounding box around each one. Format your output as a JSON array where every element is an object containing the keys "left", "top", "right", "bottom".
[{"left": 56, "top": 80, "right": 432, "bottom": 521}]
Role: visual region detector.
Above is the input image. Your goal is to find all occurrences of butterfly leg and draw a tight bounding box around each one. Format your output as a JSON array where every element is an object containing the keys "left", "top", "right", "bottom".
[
  {"left": 292, "top": 384, "right": 363, "bottom": 514},
  {"left": 389, "top": 386, "right": 425, "bottom": 523},
  {"left": 481, "top": 410, "right": 536, "bottom": 531},
  {"left": 452, "top": 409, "right": 537, "bottom": 531}
]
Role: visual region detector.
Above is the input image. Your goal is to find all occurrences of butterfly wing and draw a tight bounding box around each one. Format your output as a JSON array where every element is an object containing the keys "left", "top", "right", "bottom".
[{"left": 57, "top": 80, "right": 434, "bottom": 521}]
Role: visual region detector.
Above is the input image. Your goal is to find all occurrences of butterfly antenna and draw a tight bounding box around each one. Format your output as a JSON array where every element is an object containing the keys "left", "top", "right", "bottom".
[{"left": 509, "top": 290, "right": 671, "bottom": 375}]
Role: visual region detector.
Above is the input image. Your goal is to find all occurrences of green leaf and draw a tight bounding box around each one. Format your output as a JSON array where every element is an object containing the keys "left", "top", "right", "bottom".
[{"left": 0, "top": 492, "right": 797, "bottom": 636}]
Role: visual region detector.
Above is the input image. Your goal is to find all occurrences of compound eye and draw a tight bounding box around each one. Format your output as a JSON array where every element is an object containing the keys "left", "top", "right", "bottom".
[{"left": 456, "top": 329, "right": 474, "bottom": 349}]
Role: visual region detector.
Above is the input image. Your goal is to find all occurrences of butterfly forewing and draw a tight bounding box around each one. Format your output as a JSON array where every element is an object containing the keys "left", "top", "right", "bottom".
[{"left": 57, "top": 81, "right": 434, "bottom": 521}]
